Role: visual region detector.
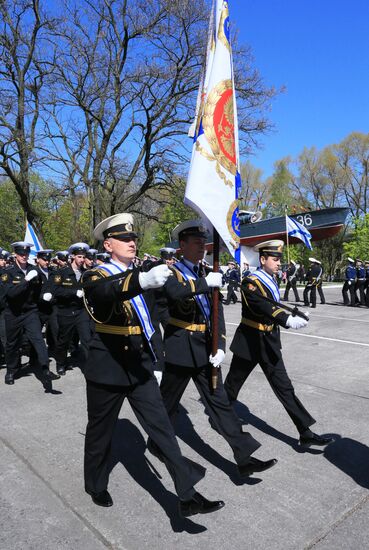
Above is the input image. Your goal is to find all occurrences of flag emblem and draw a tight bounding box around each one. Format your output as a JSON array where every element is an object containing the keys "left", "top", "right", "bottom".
[
  {"left": 219, "top": 3, "right": 231, "bottom": 49},
  {"left": 227, "top": 200, "right": 240, "bottom": 249},
  {"left": 203, "top": 79, "right": 236, "bottom": 179},
  {"left": 184, "top": 0, "right": 241, "bottom": 262}
]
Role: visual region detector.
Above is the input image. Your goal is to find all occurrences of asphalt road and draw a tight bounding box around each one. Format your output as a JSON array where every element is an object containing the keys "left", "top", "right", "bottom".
[{"left": 0, "top": 286, "right": 368, "bottom": 550}]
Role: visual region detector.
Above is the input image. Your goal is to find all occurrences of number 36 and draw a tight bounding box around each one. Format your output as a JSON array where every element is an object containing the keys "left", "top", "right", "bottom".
[{"left": 295, "top": 214, "right": 312, "bottom": 226}]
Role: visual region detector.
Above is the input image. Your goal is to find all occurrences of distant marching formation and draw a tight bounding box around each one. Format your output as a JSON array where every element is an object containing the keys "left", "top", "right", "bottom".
[
  {"left": 341, "top": 257, "right": 369, "bottom": 307},
  {"left": 0, "top": 242, "right": 177, "bottom": 383}
]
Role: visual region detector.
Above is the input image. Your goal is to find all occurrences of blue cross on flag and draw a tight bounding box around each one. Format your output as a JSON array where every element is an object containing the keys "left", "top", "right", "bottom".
[
  {"left": 286, "top": 215, "right": 313, "bottom": 249},
  {"left": 24, "top": 220, "right": 42, "bottom": 258}
]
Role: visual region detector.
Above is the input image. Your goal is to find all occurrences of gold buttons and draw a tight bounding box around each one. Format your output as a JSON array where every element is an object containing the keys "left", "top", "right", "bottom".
[{"left": 124, "top": 345, "right": 129, "bottom": 351}]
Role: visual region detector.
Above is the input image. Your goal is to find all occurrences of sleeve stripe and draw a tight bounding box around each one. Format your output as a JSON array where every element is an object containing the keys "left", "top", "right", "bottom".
[
  {"left": 272, "top": 308, "right": 285, "bottom": 317},
  {"left": 122, "top": 272, "right": 133, "bottom": 292}
]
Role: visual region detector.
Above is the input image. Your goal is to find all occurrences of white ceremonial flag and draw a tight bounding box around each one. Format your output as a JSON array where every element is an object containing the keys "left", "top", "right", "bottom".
[
  {"left": 24, "top": 220, "right": 42, "bottom": 259},
  {"left": 184, "top": 0, "right": 241, "bottom": 262},
  {"left": 286, "top": 215, "right": 313, "bottom": 250}
]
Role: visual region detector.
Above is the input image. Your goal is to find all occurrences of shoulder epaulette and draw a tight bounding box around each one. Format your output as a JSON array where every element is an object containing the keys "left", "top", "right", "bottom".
[{"left": 170, "top": 266, "right": 184, "bottom": 283}]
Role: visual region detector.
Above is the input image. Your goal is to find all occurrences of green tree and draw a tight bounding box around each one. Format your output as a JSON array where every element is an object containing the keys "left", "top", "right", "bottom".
[
  {"left": 343, "top": 215, "right": 369, "bottom": 261},
  {"left": 0, "top": 180, "right": 25, "bottom": 248},
  {"left": 43, "top": 195, "right": 90, "bottom": 250},
  {"left": 239, "top": 161, "right": 268, "bottom": 211},
  {"left": 139, "top": 178, "right": 196, "bottom": 256},
  {"left": 266, "top": 158, "right": 295, "bottom": 217}
]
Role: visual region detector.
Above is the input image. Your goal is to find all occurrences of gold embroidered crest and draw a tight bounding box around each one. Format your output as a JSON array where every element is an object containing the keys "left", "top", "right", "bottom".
[
  {"left": 54, "top": 275, "right": 62, "bottom": 284},
  {"left": 1, "top": 274, "right": 8, "bottom": 282}
]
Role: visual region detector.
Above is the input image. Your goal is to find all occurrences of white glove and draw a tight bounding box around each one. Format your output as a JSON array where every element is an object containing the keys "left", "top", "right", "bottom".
[
  {"left": 139, "top": 265, "right": 171, "bottom": 290},
  {"left": 25, "top": 270, "right": 38, "bottom": 282},
  {"left": 209, "top": 349, "right": 225, "bottom": 367},
  {"left": 205, "top": 272, "right": 223, "bottom": 288},
  {"left": 76, "top": 289, "right": 84, "bottom": 298},
  {"left": 154, "top": 370, "right": 162, "bottom": 385},
  {"left": 42, "top": 293, "right": 52, "bottom": 302},
  {"left": 286, "top": 315, "right": 308, "bottom": 330}
]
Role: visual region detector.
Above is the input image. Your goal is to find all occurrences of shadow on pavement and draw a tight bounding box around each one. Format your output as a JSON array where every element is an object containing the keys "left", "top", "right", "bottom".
[
  {"left": 233, "top": 401, "right": 324, "bottom": 455},
  {"left": 324, "top": 434, "right": 369, "bottom": 489},
  {"left": 9, "top": 361, "right": 63, "bottom": 395},
  {"left": 175, "top": 405, "right": 262, "bottom": 485},
  {"left": 109, "top": 418, "right": 207, "bottom": 534}
]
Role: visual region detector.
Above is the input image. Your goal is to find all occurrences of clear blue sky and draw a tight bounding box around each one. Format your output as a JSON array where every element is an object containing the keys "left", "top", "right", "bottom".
[{"left": 232, "top": 0, "right": 369, "bottom": 177}]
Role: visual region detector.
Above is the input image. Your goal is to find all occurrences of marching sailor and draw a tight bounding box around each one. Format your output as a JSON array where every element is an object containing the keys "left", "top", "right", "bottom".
[
  {"left": 303, "top": 257, "right": 325, "bottom": 308},
  {"left": 342, "top": 257, "right": 356, "bottom": 306},
  {"left": 3, "top": 242, "right": 60, "bottom": 385},
  {"left": 283, "top": 260, "right": 300, "bottom": 302},
  {"left": 148, "top": 220, "right": 277, "bottom": 478},
  {"left": 224, "top": 240, "right": 333, "bottom": 448},
  {"left": 355, "top": 259, "right": 366, "bottom": 306}
]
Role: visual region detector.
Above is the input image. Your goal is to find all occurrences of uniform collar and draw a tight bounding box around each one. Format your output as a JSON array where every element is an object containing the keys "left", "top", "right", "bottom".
[
  {"left": 182, "top": 258, "right": 199, "bottom": 272},
  {"left": 109, "top": 259, "right": 134, "bottom": 270}
]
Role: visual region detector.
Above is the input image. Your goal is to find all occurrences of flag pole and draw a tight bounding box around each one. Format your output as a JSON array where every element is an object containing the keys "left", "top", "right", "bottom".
[
  {"left": 211, "top": 227, "right": 220, "bottom": 391},
  {"left": 285, "top": 208, "right": 290, "bottom": 264}
]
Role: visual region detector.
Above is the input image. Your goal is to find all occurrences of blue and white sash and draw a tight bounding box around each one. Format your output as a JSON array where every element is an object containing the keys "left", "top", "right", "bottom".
[
  {"left": 252, "top": 268, "right": 280, "bottom": 302},
  {"left": 98, "top": 260, "right": 155, "bottom": 343},
  {"left": 173, "top": 261, "right": 211, "bottom": 325}
]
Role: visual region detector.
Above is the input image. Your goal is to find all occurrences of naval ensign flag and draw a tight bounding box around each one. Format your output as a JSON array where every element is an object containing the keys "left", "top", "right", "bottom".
[
  {"left": 184, "top": 0, "right": 241, "bottom": 263},
  {"left": 24, "top": 220, "right": 42, "bottom": 259}
]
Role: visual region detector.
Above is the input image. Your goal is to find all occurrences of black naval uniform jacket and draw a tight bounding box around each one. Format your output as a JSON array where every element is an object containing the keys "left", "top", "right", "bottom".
[
  {"left": 82, "top": 266, "right": 164, "bottom": 386},
  {"left": 0, "top": 267, "right": 9, "bottom": 312},
  {"left": 230, "top": 274, "right": 289, "bottom": 365},
  {"left": 286, "top": 264, "right": 297, "bottom": 282},
  {"left": 2, "top": 263, "right": 43, "bottom": 315},
  {"left": 306, "top": 264, "right": 323, "bottom": 286},
  {"left": 48, "top": 266, "right": 85, "bottom": 316},
  {"left": 35, "top": 266, "right": 54, "bottom": 316},
  {"left": 162, "top": 262, "right": 226, "bottom": 368}
]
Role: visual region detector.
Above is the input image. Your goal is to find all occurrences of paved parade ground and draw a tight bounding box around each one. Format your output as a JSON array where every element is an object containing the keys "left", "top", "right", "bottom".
[{"left": 0, "top": 286, "right": 368, "bottom": 550}]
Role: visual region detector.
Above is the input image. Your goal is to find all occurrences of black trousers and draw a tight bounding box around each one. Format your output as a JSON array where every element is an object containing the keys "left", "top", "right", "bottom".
[
  {"left": 224, "top": 354, "right": 315, "bottom": 434},
  {"left": 303, "top": 283, "right": 325, "bottom": 307},
  {"left": 317, "top": 282, "right": 325, "bottom": 304},
  {"left": 5, "top": 310, "right": 49, "bottom": 373},
  {"left": 365, "top": 282, "right": 369, "bottom": 307},
  {"left": 156, "top": 363, "right": 261, "bottom": 465},
  {"left": 355, "top": 280, "right": 366, "bottom": 305},
  {"left": 342, "top": 281, "right": 356, "bottom": 306},
  {"left": 283, "top": 280, "right": 300, "bottom": 301},
  {"left": 0, "top": 311, "right": 6, "bottom": 359},
  {"left": 84, "top": 377, "right": 203, "bottom": 497},
  {"left": 55, "top": 309, "right": 92, "bottom": 368},
  {"left": 39, "top": 310, "right": 59, "bottom": 357},
  {"left": 225, "top": 282, "right": 238, "bottom": 305}
]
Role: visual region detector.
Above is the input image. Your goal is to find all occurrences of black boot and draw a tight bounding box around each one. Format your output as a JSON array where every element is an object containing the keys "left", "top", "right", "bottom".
[
  {"left": 5, "top": 371, "right": 15, "bottom": 385},
  {"left": 43, "top": 368, "right": 61, "bottom": 381},
  {"left": 179, "top": 492, "right": 225, "bottom": 517},
  {"left": 56, "top": 364, "right": 66, "bottom": 376},
  {"left": 238, "top": 456, "right": 278, "bottom": 477},
  {"left": 299, "top": 429, "right": 334, "bottom": 447},
  {"left": 86, "top": 489, "right": 113, "bottom": 507}
]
